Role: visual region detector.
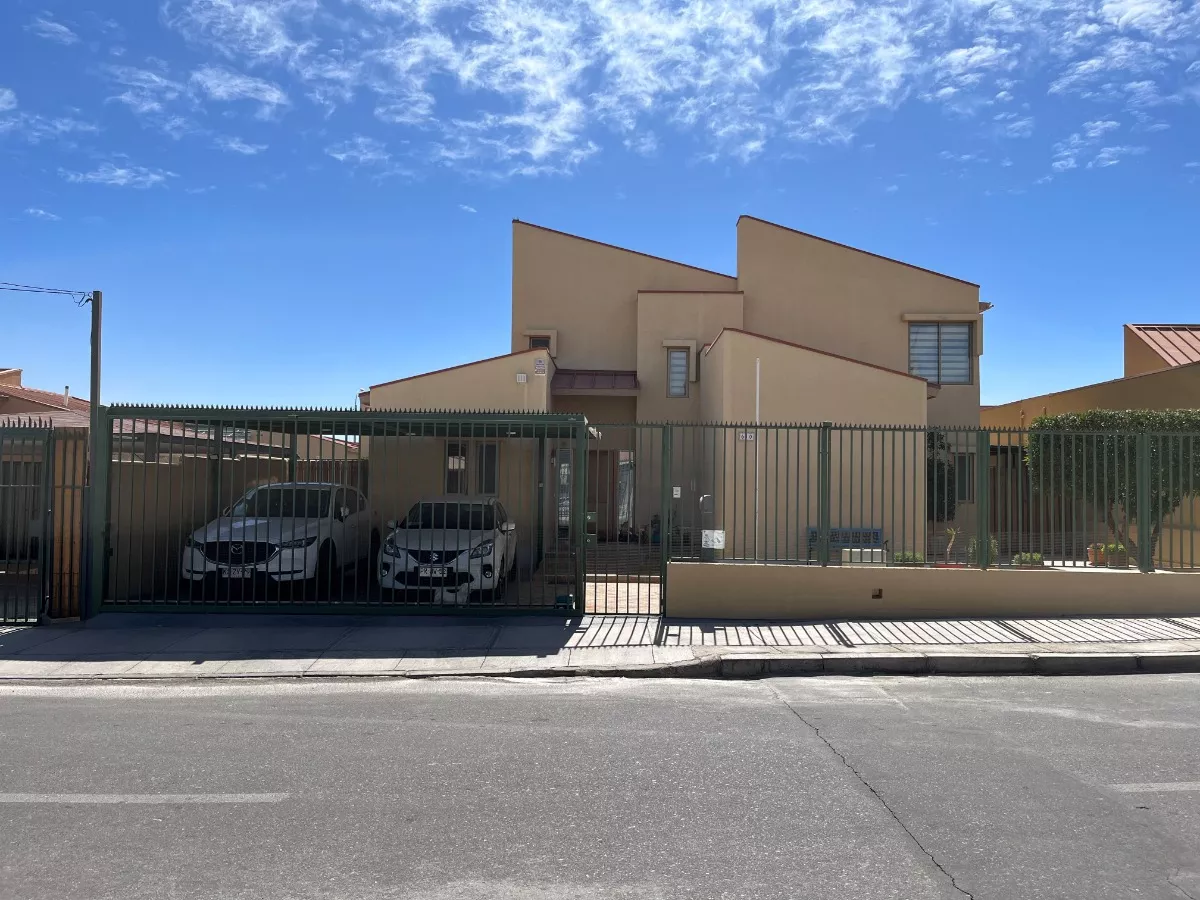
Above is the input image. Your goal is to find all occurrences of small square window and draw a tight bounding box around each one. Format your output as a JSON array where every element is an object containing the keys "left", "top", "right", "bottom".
[
  {"left": 445, "top": 441, "right": 468, "bottom": 494},
  {"left": 909, "top": 322, "right": 972, "bottom": 385},
  {"left": 528, "top": 335, "right": 551, "bottom": 350},
  {"left": 667, "top": 348, "right": 689, "bottom": 398}
]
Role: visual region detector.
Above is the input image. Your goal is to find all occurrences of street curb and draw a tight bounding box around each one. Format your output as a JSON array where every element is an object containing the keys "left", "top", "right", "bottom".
[{"left": 4, "top": 650, "right": 1200, "bottom": 682}]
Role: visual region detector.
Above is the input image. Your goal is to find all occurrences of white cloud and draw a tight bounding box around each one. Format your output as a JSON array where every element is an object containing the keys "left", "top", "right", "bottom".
[
  {"left": 0, "top": 113, "right": 97, "bottom": 144},
  {"left": 884, "top": 183, "right": 899, "bottom": 192},
  {"left": 25, "top": 208, "right": 60, "bottom": 221},
  {"left": 458, "top": 203, "right": 477, "bottom": 213},
  {"left": 1089, "top": 144, "right": 1148, "bottom": 166},
  {"left": 1186, "top": 161, "right": 1200, "bottom": 167},
  {"left": 190, "top": 65, "right": 290, "bottom": 116},
  {"left": 0, "top": 88, "right": 15, "bottom": 112},
  {"left": 215, "top": 135, "right": 268, "bottom": 154},
  {"left": 61, "top": 163, "right": 177, "bottom": 188},
  {"left": 104, "top": 65, "right": 186, "bottom": 115},
  {"left": 1084, "top": 119, "right": 1121, "bottom": 138},
  {"left": 326, "top": 135, "right": 389, "bottom": 164},
  {"left": 995, "top": 113, "right": 1034, "bottom": 138},
  {"left": 155, "top": 0, "right": 1200, "bottom": 174},
  {"left": 27, "top": 15, "right": 80, "bottom": 45}
]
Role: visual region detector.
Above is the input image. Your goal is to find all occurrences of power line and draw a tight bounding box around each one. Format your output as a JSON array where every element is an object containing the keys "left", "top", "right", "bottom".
[{"left": 0, "top": 282, "right": 93, "bottom": 306}]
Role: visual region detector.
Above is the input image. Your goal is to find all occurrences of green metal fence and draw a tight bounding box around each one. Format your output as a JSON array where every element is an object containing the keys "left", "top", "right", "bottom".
[
  {"left": 91, "top": 407, "right": 590, "bottom": 615},
  {"left": 1, "top": 422, "right": 89, "bottom": 623},
  {"left": 658, "top": 423, "right": 1200, "bottom": 573}
]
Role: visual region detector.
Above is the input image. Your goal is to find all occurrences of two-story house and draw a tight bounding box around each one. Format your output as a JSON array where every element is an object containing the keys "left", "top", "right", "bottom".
[{"left": 360, "top": 217, "right": 985, "bottom": 560}]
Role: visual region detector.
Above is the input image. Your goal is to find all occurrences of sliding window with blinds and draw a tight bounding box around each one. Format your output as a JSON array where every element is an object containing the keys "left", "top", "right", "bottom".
[{"left": 908, "top": 322, "right": 972, "bottom": 384}]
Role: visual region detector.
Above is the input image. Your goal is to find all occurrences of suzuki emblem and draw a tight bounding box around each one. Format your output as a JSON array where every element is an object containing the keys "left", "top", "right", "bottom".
[{"left": 429, "top": 552, "right": 439, "bottom": 563}]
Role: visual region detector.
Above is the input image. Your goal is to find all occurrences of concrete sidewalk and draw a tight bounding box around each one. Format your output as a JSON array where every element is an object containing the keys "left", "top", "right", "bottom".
[{"left": 3, "top": 613, "right": 1200, "bottom": 680}]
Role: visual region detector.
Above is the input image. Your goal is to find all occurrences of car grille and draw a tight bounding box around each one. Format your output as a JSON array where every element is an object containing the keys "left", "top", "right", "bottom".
[
  {"left": 409, "top": 549, "right": 464, "bottom": 564},
  {"left": 202, "top": 541, "right": 279, "bottom": 565}
]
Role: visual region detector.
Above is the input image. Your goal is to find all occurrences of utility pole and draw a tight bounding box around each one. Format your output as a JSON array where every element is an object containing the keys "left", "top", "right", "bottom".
[{"left": 89, "top": 290, "right": 102, "bottom": 445}]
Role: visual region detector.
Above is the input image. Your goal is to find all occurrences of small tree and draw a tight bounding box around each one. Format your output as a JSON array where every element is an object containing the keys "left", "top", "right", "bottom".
[
  {"left": 1026, "top": 410, "right": 1200, "bottom": 560},
  {"left": 927, "top": 431, "right": 958, "bottom": 523}
]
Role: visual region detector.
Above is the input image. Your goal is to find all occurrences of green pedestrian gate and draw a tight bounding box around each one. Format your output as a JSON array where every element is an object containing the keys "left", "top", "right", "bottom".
[
  {"left": 90, "top": 407, "right": 599, "bottom": 615},
  {"left": 1, "top": 422, "right": 89, "bottom": 623}
]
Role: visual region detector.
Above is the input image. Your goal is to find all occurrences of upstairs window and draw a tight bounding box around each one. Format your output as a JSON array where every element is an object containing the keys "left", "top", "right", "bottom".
[
  {"left": 667, "top": 348, "right": 689, "bottom": 398},
  {"left": 909, "top": 323, "right": 971, "bottom": 384},
  {"left": 528, "top": 335, "right": 552, "bottom": 350}
]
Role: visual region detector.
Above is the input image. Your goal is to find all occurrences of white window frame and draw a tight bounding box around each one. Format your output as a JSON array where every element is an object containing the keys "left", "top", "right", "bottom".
[
  {"left": 666, "top": 348, "right": 690, "bottom": 398},
  {"left": 908, "top": 322, "right": 973, "bottom": 385}
]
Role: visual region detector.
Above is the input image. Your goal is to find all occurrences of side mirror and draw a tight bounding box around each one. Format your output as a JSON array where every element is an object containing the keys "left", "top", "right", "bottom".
[
  {"left": 503, "top": 521, "right": 517, "bottom": 533},
  {"left": 386, "top": 519, "right": 397, "bottom": 530},
  {"left": 338, "top": 506, "right": 350, "bottom": 521}
]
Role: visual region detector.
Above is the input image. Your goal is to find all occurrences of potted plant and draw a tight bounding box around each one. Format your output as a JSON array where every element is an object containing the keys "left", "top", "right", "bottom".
[
  {"left": 1087, "top": 542, "right": 1105, "bottom": 566},
  {"left": 1011, "top": 551, "right": 1045, "bottom": 568},
  {"left": 966, "top": 536, "right": 1000, "bottom": 566},
  {"left": 892, "top": 551, "right": 925, "bottom": 567},
  {"left": 1103, "top": 542, "right": 1129, "bottom": 567}
]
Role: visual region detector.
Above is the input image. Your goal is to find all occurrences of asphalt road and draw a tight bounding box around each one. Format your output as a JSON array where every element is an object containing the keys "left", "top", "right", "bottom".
[{"left": 1, "top": 676, "right": 1199, "bottom": 900}]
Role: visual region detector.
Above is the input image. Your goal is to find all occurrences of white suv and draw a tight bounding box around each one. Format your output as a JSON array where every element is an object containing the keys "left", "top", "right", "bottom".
[
  {"left": 378, "top": 496, "right": 516, "bottom": 603},
  {"left": 181, "top": 482, "right": 376, "bottom": 585}
]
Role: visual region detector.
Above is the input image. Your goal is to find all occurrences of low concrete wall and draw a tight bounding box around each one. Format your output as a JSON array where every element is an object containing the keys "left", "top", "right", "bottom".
[{"left": 666, "top": 561, "right": 1200, "bottom": 620}]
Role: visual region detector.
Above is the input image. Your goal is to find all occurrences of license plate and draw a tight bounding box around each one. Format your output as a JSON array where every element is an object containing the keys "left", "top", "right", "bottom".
[
  {"left": 221, "top": 566, "right": 254, "bottom": 579},
  {"left": 419, "top": 565, "right": 448, "bottom": 578}
]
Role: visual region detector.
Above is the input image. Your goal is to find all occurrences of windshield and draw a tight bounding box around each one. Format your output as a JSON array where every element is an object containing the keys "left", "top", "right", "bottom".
[
  {"left": 231, "top": 487, "right": 331, "bottom": 519},
  {"left": 401, "top": 502, "right": 495, "bottom": 531}
]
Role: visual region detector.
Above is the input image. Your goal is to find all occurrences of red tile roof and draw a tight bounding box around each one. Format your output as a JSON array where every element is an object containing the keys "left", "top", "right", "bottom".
[
  {"left": 1128, "top": 324, "right": 1200, "bottom": 368},
  {"left": 0, "top": 382, "right": 90, "bottom": 412},
  {"left": 551, "top": 369, "right": 640, "bottom": 392}
]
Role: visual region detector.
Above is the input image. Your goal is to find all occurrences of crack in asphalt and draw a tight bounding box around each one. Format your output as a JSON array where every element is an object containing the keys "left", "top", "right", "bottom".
[
  {"left": 1169, "top": 868, "right": 1198, "bottom": 900},
  {"left": 767, "top": 683, "right": 976, "bottom": 900}
]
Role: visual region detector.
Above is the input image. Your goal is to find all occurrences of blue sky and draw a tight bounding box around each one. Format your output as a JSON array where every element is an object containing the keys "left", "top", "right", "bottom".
[{"left": 2, "top": 0, "right": 1197, "bottom": 409}]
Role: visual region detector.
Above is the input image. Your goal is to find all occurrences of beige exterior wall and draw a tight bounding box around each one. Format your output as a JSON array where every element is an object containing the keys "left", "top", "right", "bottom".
[
  {"left": 667, "top": 561, "right": 1200, "bottom": 620},
  {"left": 0, "top": 369, "right": 22, "bottom": 387},
  {"left": 692, "top": 331, "right": 929, "bottom": 560},
  {"left": 511, "top": 222, "right": 738, "bottom": 372},
  {"left": 734, "top": 217, "right": 981, "bottom": 427},
  {"left": 1124, "top": 327, "right": 1169, "bottom": 377},
  {"left": 550, "top": 395, "right": 636, "bottom": 425},
  {"left": 635, "top": 291, "right": 744, "bottom": 423},
  {"left": 981, "top": 363, "right": 1200, "bottom": 429},
  {"left": 366, "top": 350, "right": 554, "bottom": 413},
  {"left": 49, "top": 430, "right": 88, "bottom": 617},
  {"left": 705, "top": 329, "right": 928, "bottom": 426}
]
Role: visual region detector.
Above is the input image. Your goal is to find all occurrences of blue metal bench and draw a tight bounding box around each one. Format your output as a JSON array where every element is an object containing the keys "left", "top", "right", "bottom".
[{"left": 807, "top": 527, "right": 885, "bottom": 560}]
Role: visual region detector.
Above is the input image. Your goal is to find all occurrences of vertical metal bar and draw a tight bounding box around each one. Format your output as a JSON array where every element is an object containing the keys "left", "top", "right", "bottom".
[
  {"left": 1137, "top": 430, "right": 1153, "bottom": 572},
  {"left": 976, "top": 429, "right": 990, "bottom": 569},
  {"left": 817, "top": 421, "right": 831, "bottom": 566},
  {"left": 573, "top": 417, "right": 587, "bottom": 615},
  {"left": 660, "top": 424, "right": 671, "bottom": 611}
]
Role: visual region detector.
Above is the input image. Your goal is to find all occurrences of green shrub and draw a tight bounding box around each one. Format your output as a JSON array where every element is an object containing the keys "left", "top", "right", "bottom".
[
  {"left": 1028, "top": 410, "right": 1200, "bottom": 561},
  {"left": 1011, "top": 552, "right": 1044, "bottom": 566},
  {"left": 892, "top": 551, "right": 925, "bottom": 566},
  {"left": 966, "top": 535, "right": 1000, "bottom": 565}
]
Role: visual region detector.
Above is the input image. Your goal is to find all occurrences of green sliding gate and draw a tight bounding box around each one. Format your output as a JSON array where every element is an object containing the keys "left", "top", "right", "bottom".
[{"left": 90, "top": 407, "right": 590, "bottom": 615}]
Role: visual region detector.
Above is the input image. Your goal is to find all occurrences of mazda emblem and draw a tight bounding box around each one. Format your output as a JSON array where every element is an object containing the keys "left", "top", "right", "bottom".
[{"left": 230, "top": 543, "right": 243, "bottom": 556}]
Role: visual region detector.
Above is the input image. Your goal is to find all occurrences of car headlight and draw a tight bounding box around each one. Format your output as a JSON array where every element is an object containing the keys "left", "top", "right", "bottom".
[
  {"left": 186, "top": 535, "right": 203, "bottom": 548},
  {"left": 469, "top": 540, "right": 494, "bottom": 559},
  {"left": 383, "top": 537, "right": 406, "bottom": 557},
  {"left": 279, "top": 536, "right": 317, "bottom": 549}
]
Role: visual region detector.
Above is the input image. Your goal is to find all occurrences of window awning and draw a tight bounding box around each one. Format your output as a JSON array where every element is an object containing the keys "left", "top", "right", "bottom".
[{"left": 551, "top": 369, "right": 640, "bottom": 396}]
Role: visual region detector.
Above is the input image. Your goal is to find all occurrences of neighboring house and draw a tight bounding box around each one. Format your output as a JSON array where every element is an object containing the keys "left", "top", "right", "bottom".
[
  {"left": 981, "top": 324, "right": 1200, "bottom": 429},
  {"left": 0, "top": 368, "right": 91, "bottom": 428},
  {"left": 357, "top": 217, "right": 987, "bottom": 560}
]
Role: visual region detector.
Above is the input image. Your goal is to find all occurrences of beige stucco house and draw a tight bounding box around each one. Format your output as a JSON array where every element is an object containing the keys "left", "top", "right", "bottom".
[{"left": 356, "top": 217, "right": 984, "bottom": 563}]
